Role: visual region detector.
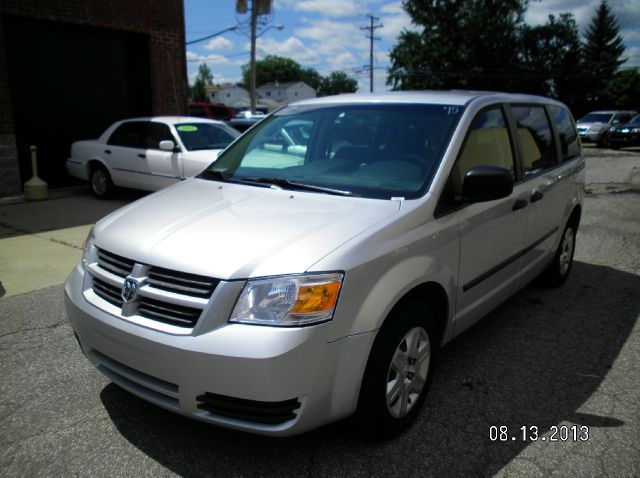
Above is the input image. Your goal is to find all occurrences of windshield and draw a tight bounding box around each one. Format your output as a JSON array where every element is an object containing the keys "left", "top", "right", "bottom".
[
  {"left": 200, "top": 103, "right": 464, "bottom": 199},
  {"left": 176, "top": 123, "right": 239, "bottom": 151},
  {"left": 579, "top": 113, "right": 613, "bottom": 124},
  {"left": 628, "top": 115, "right": 640, "bottom": 125}
]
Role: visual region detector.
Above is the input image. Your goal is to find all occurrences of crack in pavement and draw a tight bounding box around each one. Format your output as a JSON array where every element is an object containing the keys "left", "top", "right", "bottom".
[
  {"left": 0, "top": 320, "right": 68, "bottom": 340},
  {"left": 0, "top": 222, "right": 83, "bottom": 250}
]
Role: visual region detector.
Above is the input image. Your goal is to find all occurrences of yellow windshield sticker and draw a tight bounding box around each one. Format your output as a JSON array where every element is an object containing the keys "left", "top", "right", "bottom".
[{"left": 177, "top": 125, "right": 198, "bottom": 132}]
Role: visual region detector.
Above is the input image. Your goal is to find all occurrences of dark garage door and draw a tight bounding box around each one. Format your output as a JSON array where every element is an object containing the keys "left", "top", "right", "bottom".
[{"left": 2, "top": 15, "right": 152, "bottom": 188}]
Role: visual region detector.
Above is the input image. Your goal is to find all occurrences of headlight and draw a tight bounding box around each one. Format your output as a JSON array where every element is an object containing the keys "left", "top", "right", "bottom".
[
  {"left": 82, "top": 226, "right": 95, "bottom": 270},
  {"left": 230, "top": 272, "right": 344, "bottom": 326}
]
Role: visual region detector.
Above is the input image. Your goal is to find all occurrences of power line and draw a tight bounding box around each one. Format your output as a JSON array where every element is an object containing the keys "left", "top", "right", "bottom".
[{"left": 360, "top": 14, "right": 383, "bottom": 93}]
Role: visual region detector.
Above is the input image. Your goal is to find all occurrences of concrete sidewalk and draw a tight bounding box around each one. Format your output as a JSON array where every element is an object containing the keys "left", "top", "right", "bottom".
[{"left": 0, "top": 193, "right": 138, "bottom": 299}]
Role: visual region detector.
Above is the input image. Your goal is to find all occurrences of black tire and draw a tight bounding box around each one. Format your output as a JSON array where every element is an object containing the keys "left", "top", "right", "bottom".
[
  {"left": 599, "top": 135, "right": 610, "bottom": 148},
  {"left": 541, "top": 219, "right": 577, "bottom": 287},
  {"left": 90, "top": 165, "right": 114, "bottom": 199},
  {"left": 357, "top": 301, "right": 438, "bottom": 438}
]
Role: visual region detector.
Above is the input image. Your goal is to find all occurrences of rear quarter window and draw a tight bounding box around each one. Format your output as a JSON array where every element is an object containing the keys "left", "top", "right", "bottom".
[{"left": 548, "top": 105, "right": 580, "bottom": 162}]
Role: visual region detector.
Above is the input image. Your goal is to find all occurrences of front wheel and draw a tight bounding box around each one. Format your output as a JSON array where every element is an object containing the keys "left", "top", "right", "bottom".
[{"left": 357, "top": 302, "right": 437, "bottom": 438}]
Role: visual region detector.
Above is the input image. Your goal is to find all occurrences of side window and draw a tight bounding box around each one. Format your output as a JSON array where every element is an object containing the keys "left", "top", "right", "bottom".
[
  {"left": 548, "top": 105, "right": 580, "bottom": 162},
  {"left": 107, "top": 122, "right": 145, "bottom": 148},
  {"left": 511, "top": 106, "right": 556, "bottom": 175},
  {"left": 144, "top": 123, "right": 174, "bottom": 149},
  {"left": 451, "top": 108, "right": 514, "bottom": 194},
  {"left": 618, "top": 113, "right": 632, "bottom": 124}
]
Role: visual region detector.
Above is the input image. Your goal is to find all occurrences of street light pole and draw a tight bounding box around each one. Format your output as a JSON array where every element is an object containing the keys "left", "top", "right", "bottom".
[{"left": 250, "top": 2, "right": 258, "bottom": 114}]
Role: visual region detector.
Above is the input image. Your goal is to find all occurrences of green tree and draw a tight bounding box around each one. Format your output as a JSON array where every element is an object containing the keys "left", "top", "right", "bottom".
[
  {"left": 583, "top": 0, "right": 626, "bottom": 106},
  {"left": 190, "top": 63, "right": 213, "bottom": 102},
  {"left": 241, "top": 55, "right": 321, "bottom": 90},
  {"left": 520, "top": 14, "right": 585, "bottom": 111},
  {"left": 388, "top": 0, "right": 528, "bottom": 91},
  {"left": 601, "top": 68, "right": 640, "bottom": 109},
  {"left": 317, "top": 71, "right": 358, "bottom": 96}
]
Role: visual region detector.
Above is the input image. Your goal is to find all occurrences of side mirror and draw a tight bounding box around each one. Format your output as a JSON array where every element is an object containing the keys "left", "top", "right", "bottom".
[
  {"left": 159, "top": 140, "right": 176, "bottom": 151},
  {"left": 461, "top": 165, "right": 513, "bottom": 203},
  {"left": 612, "top": 120, "right": 620, "bottom": 125}
]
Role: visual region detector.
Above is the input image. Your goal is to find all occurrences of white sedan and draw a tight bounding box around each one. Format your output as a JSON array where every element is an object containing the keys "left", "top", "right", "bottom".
[{"left": 66, "top": 116, "right": 240, "bottom": 198}]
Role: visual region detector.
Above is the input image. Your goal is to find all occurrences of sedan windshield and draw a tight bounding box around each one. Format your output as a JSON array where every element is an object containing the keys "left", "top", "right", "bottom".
[
  {"left": 200, "top": 103, "right": 464, "bottom": 200},
  {"left": 176, "top": 123, "right": 239, "bottom": 151},
  {"left": 580, "top": 113, "right": 613, "bottom": 123}
]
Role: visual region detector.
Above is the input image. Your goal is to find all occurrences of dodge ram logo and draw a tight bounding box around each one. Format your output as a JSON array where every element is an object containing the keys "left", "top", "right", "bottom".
[{"left": 122, "top": 278, "right": 139, "bottom": 303}]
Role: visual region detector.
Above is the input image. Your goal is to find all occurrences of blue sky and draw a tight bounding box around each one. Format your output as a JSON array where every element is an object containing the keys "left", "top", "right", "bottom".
[{"left": 184, "top": 0, "right": 640, "bottom": 93}]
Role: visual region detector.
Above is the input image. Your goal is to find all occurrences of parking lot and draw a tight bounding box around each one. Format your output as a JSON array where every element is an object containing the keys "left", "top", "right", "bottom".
[{"left": 1, "top": 146, "right": 639, "bottom": 477}]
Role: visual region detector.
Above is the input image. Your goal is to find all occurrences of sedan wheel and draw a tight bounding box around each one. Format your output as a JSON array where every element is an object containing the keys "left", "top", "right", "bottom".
[{"left": 90, "top": 167, "right": 113, "bottom": 199}]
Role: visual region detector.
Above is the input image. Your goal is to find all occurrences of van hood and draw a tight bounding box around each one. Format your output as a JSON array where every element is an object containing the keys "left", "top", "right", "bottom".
[{"left": 95, "top": 178, "right": 400, "bottom": 279}]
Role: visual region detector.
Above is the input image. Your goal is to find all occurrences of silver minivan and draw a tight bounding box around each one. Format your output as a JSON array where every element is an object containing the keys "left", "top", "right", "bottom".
[{"left": 65, "top": 91, "right": 584, "bottom": 437}]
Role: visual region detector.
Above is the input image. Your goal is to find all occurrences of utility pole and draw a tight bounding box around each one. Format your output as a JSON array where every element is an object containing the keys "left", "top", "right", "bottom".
[
  {"left": 250, "top": 1, "right": 258, "bottom": 113},
  {"left": 361, "top": 15, "right": 382, "bottom": 93}
]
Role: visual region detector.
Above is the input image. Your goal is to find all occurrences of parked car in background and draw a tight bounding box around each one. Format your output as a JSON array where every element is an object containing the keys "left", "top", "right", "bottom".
[
  {"left": 188, "top": 102, "right": 235, "bottom": 121},
  {"left": 66, "top": 91, "right": 584, "bottom": 437},
  {"left": 576, "top": 110, "right": 637, "bottom": 146},
  {"left": 67, "top": 117, "right": 239, "bottom": 198},
  {"left": 228, "top": 111, "right": 267, "bottom": 132},
  {"left": 604, "top": 114, "right": 640, "bottom": 149}
]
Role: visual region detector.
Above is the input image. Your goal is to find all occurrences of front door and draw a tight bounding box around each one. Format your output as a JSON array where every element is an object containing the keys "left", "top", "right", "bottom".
[
  {"left": 136, "top": 122, "right": 182, "bottom": 190},
  {"left": 449, "top": 107, "right": 530, "bottom": 334}
]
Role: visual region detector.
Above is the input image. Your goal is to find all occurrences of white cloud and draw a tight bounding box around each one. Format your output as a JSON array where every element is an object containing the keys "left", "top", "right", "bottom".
[
  {"left": 277, "top": 0, "right": 362, "bottom": 18},
  {"left": 525, "top": 0, "right": 640, "bottom": 37},
  {"left": 622, "top": 46, "right": 640, "bottom": 68},
  {"left": 295, "top": 19, "right": 369, "bottom": 56},
  {"left": 329, "top": 51, "right": 358, "bottom": 70},
  {"left": 379, "top": 10, "right": 418, "bottom": 41},
  {"left": 186, "top": 51, "right": 232, "bottom": 66},
  {"left": 256, "top": 36, "right": 321, "bottom": 65},
  {"left": 380, "top": 2, "right": 403, "bottom": 15},
  {"left": 203, "top": 36, "right": 234, "bottom": 51}
]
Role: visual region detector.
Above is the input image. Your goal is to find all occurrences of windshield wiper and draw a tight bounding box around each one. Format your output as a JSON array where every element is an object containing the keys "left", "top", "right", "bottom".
[{"left": 240, "top": 177, "right": 351, "bottom": 196}]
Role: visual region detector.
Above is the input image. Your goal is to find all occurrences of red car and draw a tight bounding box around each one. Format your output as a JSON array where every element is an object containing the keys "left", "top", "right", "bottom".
[{"left": 188, "top": 102, "right": 235, "bottom": 122}]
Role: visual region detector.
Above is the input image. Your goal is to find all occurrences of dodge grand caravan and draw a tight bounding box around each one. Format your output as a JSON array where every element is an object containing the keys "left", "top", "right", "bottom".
[{"left": 65, "top": 91, "right": 584, "bottom": 437}]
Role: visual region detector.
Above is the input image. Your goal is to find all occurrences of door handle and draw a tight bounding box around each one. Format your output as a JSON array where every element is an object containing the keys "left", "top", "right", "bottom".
[
  {"left": 104, "top": 150, "right": 111, "bottom": 155},
  {"left": 530, "top": 191, "right": 544, "bottom": 203},
  {"left": 137, "top": 153, "right": 146, "bottom": 158},
  {"left": 512, "top": 199, "right": 528, "bottom": 211}
]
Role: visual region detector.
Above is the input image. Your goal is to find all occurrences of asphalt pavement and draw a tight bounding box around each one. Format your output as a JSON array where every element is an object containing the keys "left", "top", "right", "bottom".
[{"left": 0, "top": 147, "right": 639, "bottom": 477}]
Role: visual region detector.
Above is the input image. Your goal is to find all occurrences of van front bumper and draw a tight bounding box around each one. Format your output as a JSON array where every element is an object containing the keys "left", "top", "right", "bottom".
[{"left": 64, "top": 266, "right": 375, "bottom": 436}]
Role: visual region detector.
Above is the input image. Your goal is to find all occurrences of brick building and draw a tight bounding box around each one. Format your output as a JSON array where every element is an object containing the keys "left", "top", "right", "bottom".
[{"left": 0, "top": 0, "right": 188, "bottom": 197}]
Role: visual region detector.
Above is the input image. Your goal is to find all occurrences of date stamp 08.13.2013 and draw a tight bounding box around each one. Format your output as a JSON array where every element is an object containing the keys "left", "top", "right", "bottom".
[{"left": 489, "top": 425, "right": 590, "bottom": 442}]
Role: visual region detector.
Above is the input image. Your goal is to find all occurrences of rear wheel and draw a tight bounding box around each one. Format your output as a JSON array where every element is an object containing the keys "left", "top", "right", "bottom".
[
  {"left": 541, "top": 220, "right": 576, "bottom": 287},
  {"left": 90, "top": 166, "right": 114, "bottom": 199},
  {"left": 357, "top": 301, "right": 438, "bottom": 438}
]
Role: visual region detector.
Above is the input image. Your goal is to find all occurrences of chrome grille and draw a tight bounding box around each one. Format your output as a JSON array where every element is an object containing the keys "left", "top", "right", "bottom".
[
  {"left": 89, "top": 248, "right": 217, "bottom": 329},
  {"left": 147, "top": 266, "right": 218, "bottom": 298},
  {"left": 92, "top": 277, "right": 122, "bottom": 307},
  {"left": 138, "top": 296, "right": 202, "bottom": 328},
  {"left": 97, "top": 248, "right": 134, "bottom": 278}
]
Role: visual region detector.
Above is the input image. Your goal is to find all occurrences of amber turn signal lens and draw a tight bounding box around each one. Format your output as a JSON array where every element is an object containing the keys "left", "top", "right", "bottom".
[{"left": 291, "top": 281, "right": 341, "bottom": 314}]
